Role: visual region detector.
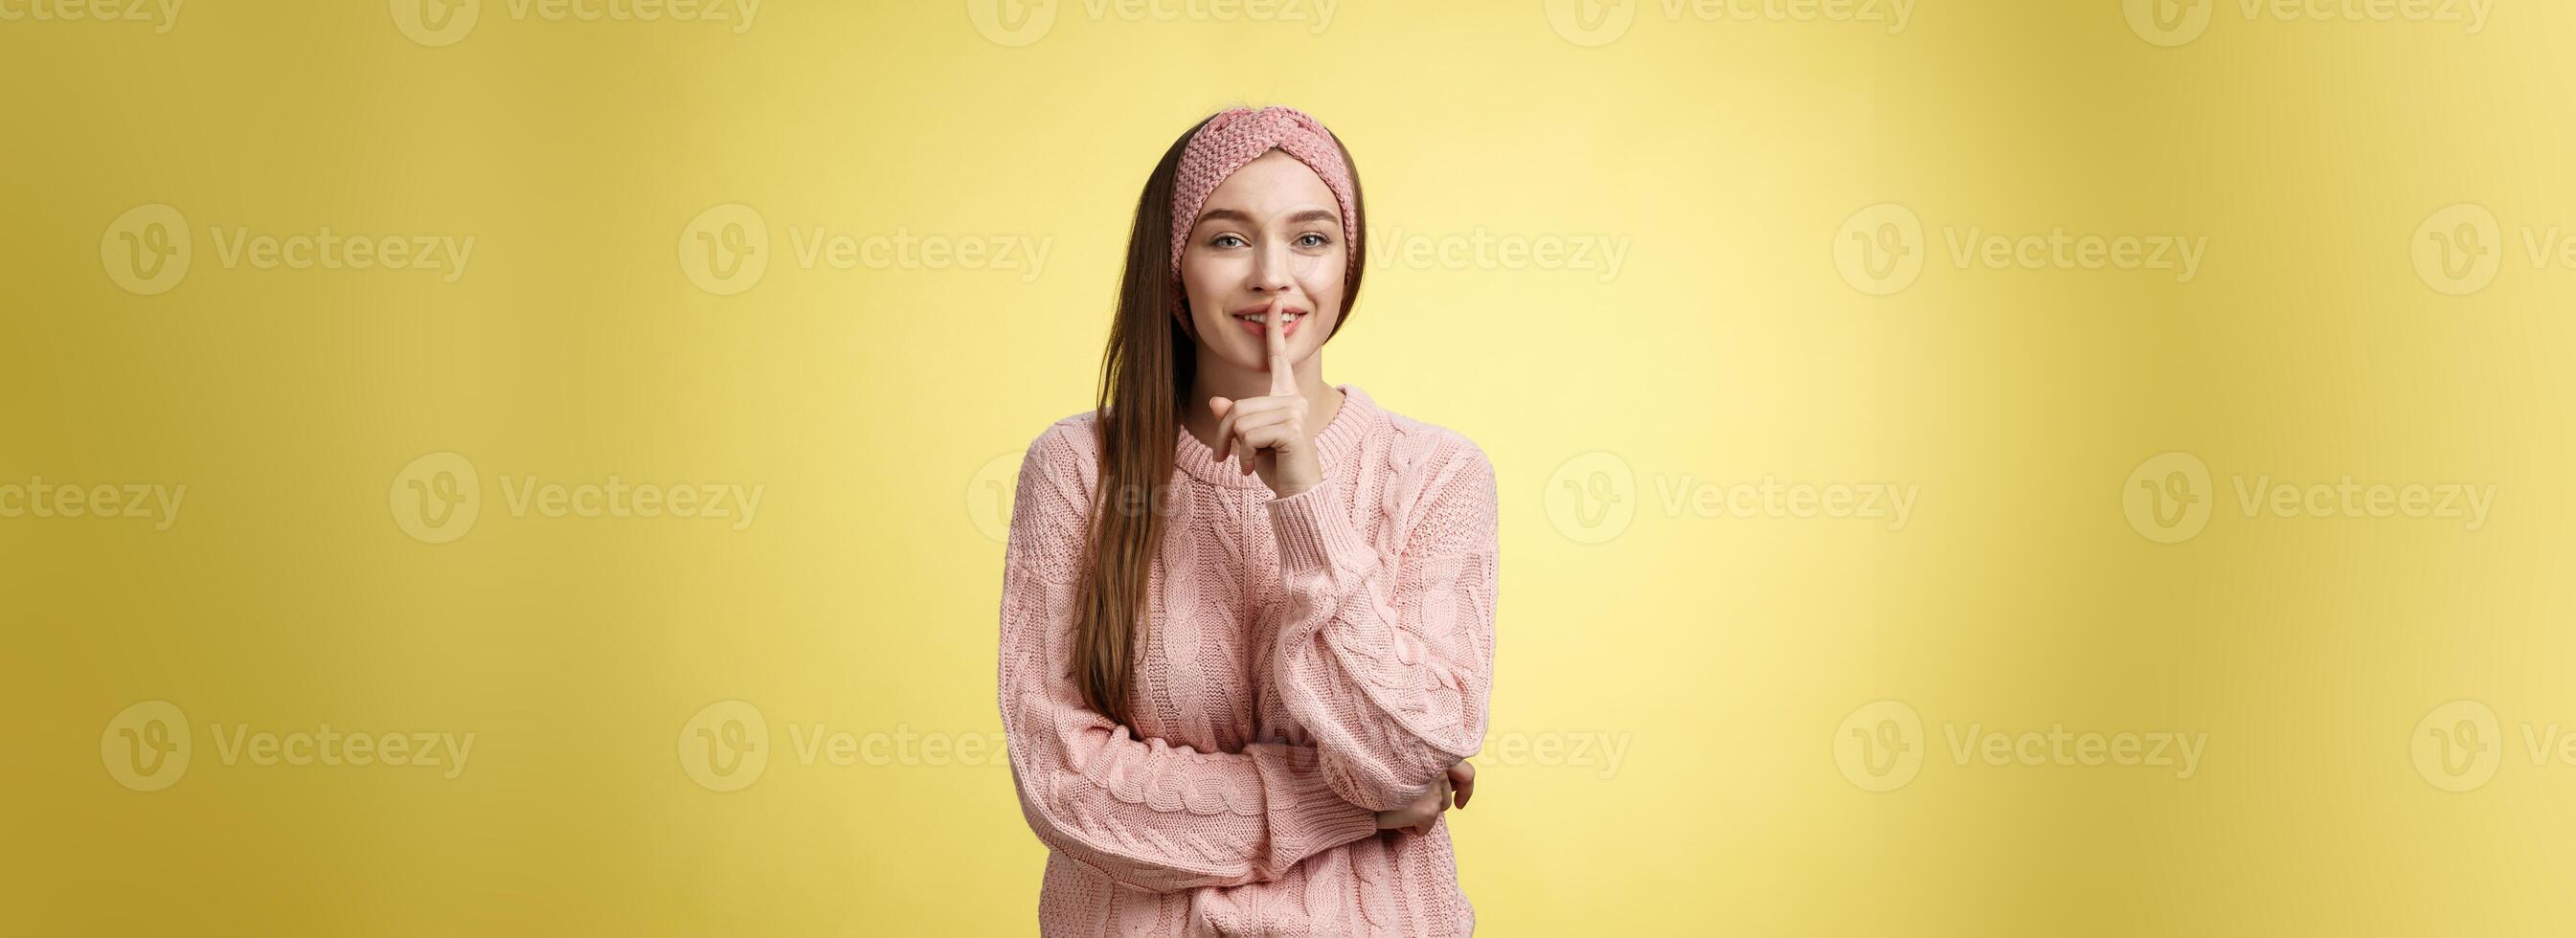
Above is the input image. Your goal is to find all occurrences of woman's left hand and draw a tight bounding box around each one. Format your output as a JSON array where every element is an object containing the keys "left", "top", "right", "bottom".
[
  {"left": 1446, "top": 759, "right": 1474, "bottom": 811},
  {"left": 1209, "top": 297, "right": 1325, "bottom": 499}
]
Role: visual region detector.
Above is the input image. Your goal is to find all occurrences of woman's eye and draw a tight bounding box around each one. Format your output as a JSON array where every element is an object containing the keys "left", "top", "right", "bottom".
[
  {"left": 1212, "top": 234, "right": 1246, "bottom": 249},
  {"left": 1297, "top": 234, "right": 1330, "bottom": 248}
]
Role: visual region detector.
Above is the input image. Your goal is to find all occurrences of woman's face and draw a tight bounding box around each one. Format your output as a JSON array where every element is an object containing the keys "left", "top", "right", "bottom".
[{"left": 1179, "top": 149, "right": 1348, "bottom": 373}]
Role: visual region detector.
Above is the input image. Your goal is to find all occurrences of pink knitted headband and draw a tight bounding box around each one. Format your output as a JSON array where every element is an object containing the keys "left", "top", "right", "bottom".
[{"left": 1166, "top": 105, "right": 1360, "bottom": 287}]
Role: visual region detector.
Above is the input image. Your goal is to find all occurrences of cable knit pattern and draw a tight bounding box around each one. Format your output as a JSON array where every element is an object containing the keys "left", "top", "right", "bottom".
[{"left": 997, "top": 384, "right": 1495, "bottom": 937}]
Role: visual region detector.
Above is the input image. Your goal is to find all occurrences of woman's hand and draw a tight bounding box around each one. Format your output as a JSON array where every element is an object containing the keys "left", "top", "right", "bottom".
[
  {"left": 1209, "top": 297, "right": 1325, "bottom": 500},
  {"left": 1374, "top": 771, "right": 1451, "bottom": 837},
  {"left": 1373, "top": 759, "right": 1475, "bottom": 837}
]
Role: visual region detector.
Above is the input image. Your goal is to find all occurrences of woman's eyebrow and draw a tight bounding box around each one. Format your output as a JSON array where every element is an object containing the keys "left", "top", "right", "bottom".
[
  {"left": 1195, "top": 208, "right": 1343, "bottom": 229},
  {"left": 1282, "top": 208, "right": 1341, "bottom": 228}
]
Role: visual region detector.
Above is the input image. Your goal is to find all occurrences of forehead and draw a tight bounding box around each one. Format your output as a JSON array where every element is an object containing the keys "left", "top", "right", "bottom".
[{"left": 1202, "top": 149, "right": 1339, "bottom": 219}]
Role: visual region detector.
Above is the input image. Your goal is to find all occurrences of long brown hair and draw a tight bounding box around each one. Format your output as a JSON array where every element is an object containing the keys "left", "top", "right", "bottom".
[{"left": 1073, "top": 110, "right": 1368, "bottom": 728}]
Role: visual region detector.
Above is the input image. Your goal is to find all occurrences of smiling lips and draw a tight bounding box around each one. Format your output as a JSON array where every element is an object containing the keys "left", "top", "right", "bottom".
[{"left": 1230, "top": 304, "right": 1308, "bottom": 339}]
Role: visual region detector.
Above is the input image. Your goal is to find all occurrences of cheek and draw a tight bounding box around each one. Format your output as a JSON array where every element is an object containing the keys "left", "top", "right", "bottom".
[
  {"left": 1180, "top": 258, "right": 1224, "bottom": 314},
  {"left": 1292, "top": 256, "right": 1344, "bottom": 304},
  {"left": 1288, "top": 251, "right": 1323, "bottom": 280}
]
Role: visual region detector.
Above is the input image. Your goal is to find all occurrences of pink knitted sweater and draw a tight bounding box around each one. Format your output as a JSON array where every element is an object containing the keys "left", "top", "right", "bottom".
[{"left": 997, "top": 384, "right": 1499, "bottom": 936}]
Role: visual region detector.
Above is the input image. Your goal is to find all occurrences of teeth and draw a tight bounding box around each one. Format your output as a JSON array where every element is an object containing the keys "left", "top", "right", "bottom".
[{"left": 1240, "top": 313, "right": 1300, "bottom": 323}]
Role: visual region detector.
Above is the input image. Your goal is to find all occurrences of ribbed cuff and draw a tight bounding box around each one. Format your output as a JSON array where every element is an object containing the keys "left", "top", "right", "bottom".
[
  {"left": 1266, "top": 483, "right": 1374, "bottom": 577},
  {"left": 1247, "top": 742, "right": 1381, "bottom": 866}
]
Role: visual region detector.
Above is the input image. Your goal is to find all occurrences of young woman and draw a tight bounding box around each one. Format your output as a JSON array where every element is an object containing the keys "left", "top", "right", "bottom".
[{"left": 996, "top": 105, "right": 1502, "bottom": 935}]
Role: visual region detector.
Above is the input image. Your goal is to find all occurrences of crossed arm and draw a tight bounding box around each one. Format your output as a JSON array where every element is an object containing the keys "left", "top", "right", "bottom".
[
  {"left": 1263, "top": 437, "right": 1500, "bottom": 812},
  {"left": 995, "top": 425, "right": 1496, "bottom": 893}
]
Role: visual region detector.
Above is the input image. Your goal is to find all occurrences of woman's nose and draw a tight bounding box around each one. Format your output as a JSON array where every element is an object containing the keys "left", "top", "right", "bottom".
[{"left": 1249, "top": 238, "right": 1295, "bottom": 291}]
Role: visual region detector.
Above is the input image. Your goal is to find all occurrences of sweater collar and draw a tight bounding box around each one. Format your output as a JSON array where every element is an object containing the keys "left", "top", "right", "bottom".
[{"left": 1175, "top": 383, "right": 1379, "bottom": 489}]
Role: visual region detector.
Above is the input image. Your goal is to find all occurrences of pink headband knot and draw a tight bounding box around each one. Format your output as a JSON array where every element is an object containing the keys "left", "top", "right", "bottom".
[{"left": 1166, "top": 105, "right": 1360, "bottom": 290}]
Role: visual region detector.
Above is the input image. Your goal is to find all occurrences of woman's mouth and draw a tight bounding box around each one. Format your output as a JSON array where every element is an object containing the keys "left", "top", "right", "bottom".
[{"left": 1231, "top": 309, "right": 1306, "bottom": 339}]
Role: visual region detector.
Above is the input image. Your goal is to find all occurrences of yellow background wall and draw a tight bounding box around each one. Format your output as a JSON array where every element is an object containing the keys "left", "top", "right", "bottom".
[{"left": 8, "top": 1, "right": 2574, "bottom": 934}]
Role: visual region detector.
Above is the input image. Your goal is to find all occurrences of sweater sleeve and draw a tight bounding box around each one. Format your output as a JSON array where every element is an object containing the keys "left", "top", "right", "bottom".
[
  {"left": 997, "top": 424, "right": 1383, "bottom": 894},
  {"left": 1264, "top": 436, "right": 1500, "bottom": 813}
]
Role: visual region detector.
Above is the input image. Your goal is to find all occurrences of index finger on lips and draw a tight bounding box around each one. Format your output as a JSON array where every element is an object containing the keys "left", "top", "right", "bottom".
[{"left": 1266, "top": 296, "right": 1294, "bottom": 397}]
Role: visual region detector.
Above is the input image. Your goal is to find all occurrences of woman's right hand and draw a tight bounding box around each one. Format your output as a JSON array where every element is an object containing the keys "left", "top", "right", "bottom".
[{"left": 1374, "top": 760, "right": 1470, "bottom": 836}]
